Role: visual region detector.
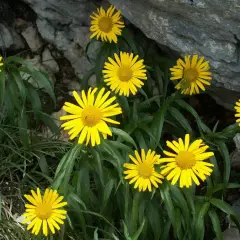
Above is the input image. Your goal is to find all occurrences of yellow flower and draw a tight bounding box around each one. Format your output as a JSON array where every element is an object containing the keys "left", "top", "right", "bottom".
[
  {"left": 235, "top": 99, "right": 240, "bottom": 125},
  {"left": 123, "top": 149, "right": 164, "bottom": 192},
  {"left": 159, "top": 134, "right": 214, "bottom": 188},
  {"left": 103, "top": 52, "right": 147, "bottom": 96},
  {"left": 0, "top": 56, "right": 3, "bottom": 71},
  {"left": 22, "top": 188, "right": 67, "bottom": 236},
  {"left": 60, "top": 88, "right": 122, "bottom": 146},
  {"left": 170, "top": 55, "right": 212, "bottom": 95},
  {"left": 90, "top": 5, "right": 125, "bottom": 43}
]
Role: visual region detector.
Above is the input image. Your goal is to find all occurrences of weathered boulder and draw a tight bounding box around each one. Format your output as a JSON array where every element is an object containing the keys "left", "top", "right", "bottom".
[
  {"left": 110, "top": 0, "right": 240, "bottom": 97},
  {"left": 22, "top": 0, "right": 97, "bottom": 80},
  {"left": 0, "top": 23, "right": 24, "bottom": 50}
]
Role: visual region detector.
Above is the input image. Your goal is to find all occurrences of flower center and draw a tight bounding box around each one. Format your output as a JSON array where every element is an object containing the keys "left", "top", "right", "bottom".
[
  {"left": 184, "top": 68, "right": 198, "bottom": 83},
  {"left": 35, "top": 203, "right": 52, "bottom": 220},
  {"left": 176, "top": 151, "right": 196, "bottom": 169},
  {"left": 138, "top": 163, "right": 153, "bottom": 178},
  {"left": 118, "top": 66, "right": 133, "bottom": 82},
  {"left": 98, "top": 17, "right": 113, "bottom": 33},
  {"left": 82, "top": 107, "right": 101, "bottom": 127}
]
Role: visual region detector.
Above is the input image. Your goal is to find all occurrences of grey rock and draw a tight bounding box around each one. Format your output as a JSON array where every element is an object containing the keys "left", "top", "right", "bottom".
[
  {"left": 230, "top": 149, "right": 240, "bottom": 169},
  {"left": 0, "top": 24, "right": 24, "bottom": 50},
  {"left": 21, "top": 0, "right": 97, "bottom": 85},
  {"left": 42, "top": 47, "right": 59, "bottom": 73},
  {"left": 21, "top": 25, "right": 44, "bottom": 52},
  {"left": 220, "top": 227, "right": 240, "bottom": 240},
  {"left": 110, "top": 0, "right": 240, "bottom": 93},
  {"left": 234, "top": 133, "right": 240, "bottom": 152},
  {"left": 208, "top": 86, "right": 239, "bottom": 111}
]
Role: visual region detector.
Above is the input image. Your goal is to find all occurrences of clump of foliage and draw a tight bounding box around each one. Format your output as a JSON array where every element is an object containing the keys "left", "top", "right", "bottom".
[{"left": 1, "top": 3, "right": 240, "bottom": 240}]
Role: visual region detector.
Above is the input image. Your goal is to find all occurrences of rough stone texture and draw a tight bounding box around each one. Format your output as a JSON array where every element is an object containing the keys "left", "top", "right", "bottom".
[
  {"left": 22, "top": 0, "right": 97, "bottom": 81},
  {"left": 214, "top": 227, "right": 240, "bottom": 240},
  {"left": 42, "top": 47, "right": 59, "bottom": 73},
  {"left": 110, "top": 0, "right": 240, "bottom": 93},
  {"left": 21, "top": 25, "right": 44, "bottom": 52},
  {"left": 0, "top": 23, "right": 24, "bottom": 50}
]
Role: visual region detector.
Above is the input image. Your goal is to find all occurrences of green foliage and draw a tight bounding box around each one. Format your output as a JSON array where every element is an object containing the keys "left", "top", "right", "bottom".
[{"left": 1, "top": 17, "right": 240, "bottom": 240}]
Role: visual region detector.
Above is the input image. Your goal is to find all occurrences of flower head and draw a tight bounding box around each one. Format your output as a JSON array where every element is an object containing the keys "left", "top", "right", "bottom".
[
  {"left": 60, "top": 88, "right": 122, "bottom": 146},
  {"left": 0, "top": 56, "right": 3, "bottom": 71},
  {"left": 170, "top": 55, "right": 212, "bottom": 95},
  {"left": 90, "top": 5, "right": 125, "bottom": 43},
  {"left": 103, "top": 52, "right": 147, "bottom": 96},
  {"left": 159, "top": 134, "right": 214, "bottom": 188},
  {"left": 22, "top": 188, "right": 67, "bottom": 236},
  {"left": 123, "top": 149, "right": 164, "bottom": 192},
  {"left": 235, "top": 99, "right": 240, "bottom": 125}
]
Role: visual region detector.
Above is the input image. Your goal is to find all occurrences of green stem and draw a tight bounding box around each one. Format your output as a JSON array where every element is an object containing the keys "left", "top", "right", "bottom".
[{"left": 130, "top": 192, "right": 140, "bottom": 235}]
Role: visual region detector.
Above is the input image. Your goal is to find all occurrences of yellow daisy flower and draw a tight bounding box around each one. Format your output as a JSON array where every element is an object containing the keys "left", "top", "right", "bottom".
[
  {"left": 103, "top": 52, "right": 147, "bottom": 96},
  {"left": 60, "top": 88, "right": 122, "bottom": 146},
  {"left": 170, "top": 55, "right": 212, "bottom": 95},
  {"left": 235, "top": 99, "right": 240, "bottom": 125},
  {"left": 22, "top": 188, "right": 67, "bottom": 236},
  {"left": 90, "top": 5, "right": 125, "bottom": 43},
  {"left": 0, "top": 56, "right": 3, "bottom": 71},
  {"left": 123, "top": 149, "right": 164, "bottom": 192},
  {"left": 159, "top": 134, "right": 214, "bottom": 188}
]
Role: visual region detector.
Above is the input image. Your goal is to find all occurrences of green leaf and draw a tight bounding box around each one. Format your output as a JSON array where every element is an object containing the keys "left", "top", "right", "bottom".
[
  {"left": 170, "top": 186, "right": 190, "bottom": 230},
  {"left": 7, "top": 74, "right": 21, "bottom": 111},
  {"left": 159, "top": 184, "right": 177, "bottom": 236},
  {"left": 175, "top": 99, "right": 210, "bottom": 135},
  {"left": 121, "top": 28, "right": 138, "bottom": 54},
  {"left": 217, "top": 141, "right": 230, "bottom": 184},
  {"left": 153, "top": 64, "right": 164, "bottom": 96},
  {"left": 130, "top": 192, "right": 140, "bottom": 235},
  {"left": 53, "top": 144, "right": 82, "bottom": 190},
  {"left": 209, "top": 155, "right": 221, "bottom": 184},
  {"left": 210, "top": 199, "right": 240, "bottom": 232},
  {"left": 132, "top": 219, "right": 145, "bottom": 240},
  {"left": 37, "top": 111, "right": 60, "bottom": 136},
  {"left": 168, "top": 106, "right": 192, "bottom": 133},
  {"left": 25, "top": 82, "right": 42, "bottom": 114},
  {"left": 11, "top": 70, "right": 27, "bottom": 104},
  {"left": 0, "top": 70, "right": 5, "bottom": 105},
  {"left": 134, "top": 131, "right": 148, "bottom": 149},
  {"left": 35, "top": 152, "right": 49, "bottom": 176},
  {"left": 111, "top": 127, "right": 137, "bottom": 148},
  {"left": 147, "top": 200, "right": 162, "bottom": 240},
  {"left": 209, "top": 209, "right": 223, "bottom": 240},
  {"left": 91, "top": 149, "right": 104, "bottom": 186},
  {"left": 18, "top": 109, "right": 29, "bottom": 148},
  {"left": 161, "top": 219, "right": 171, "bottom": 240},
  {"left": 5, "top": 56, "right": 32, "bottom": 69},
  {"left": 117, "top": 95, "right": 130, "bottom": 115},
  {"left": 29, "top": 70, "right": 56, "bottom": 106},
  {"left": 210, "top": 198, "right": 236, "bottom": 215},
  {"left": 102, "top": 179, "right": 115, "bottom": 210},
  {"left": 95, "top": 43, "right": 111, "bottom": 84},
  {"left": 81, "top": 68, "right": 95, "bottom": 90},
  {"left": 151, "top": 99, "right": 168, "bottom": 149},
  {"left": 195, "top": 202, "right": 210, "bottom": 240},
  {"left": 94, "top": 228, "right": 99, "bottom": 240},
  {"left": 183, "top": 188, "right": 195, "bottom": 213},
  {"left": 123, "top": 221, "right": 132, "bottom": 240},
  {"left": 68, "top": 192, "right": 87, "bottom": 210},
  {"left": 207, "top": 183, "right": 240, "bottom": 197}
]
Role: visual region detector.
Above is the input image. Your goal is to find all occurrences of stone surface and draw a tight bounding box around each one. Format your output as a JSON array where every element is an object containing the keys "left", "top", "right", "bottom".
[
  {"left": 42, "top": 47, "right": 59, "bottom": 73},
  {"left": 22, "top": 0, "right": 97, "bottom": 82},
  {"left": 21, "top": 25, "right": 44, "bottom": 52},
  {"left": 0, "top": 23, "right": 24, "bottom": 50},
  {"left": 218, "top": 227, "right": 240, "bottom": 240},
  {"left": 110, "top": 0, "right": 240, "bottom": 93}
]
